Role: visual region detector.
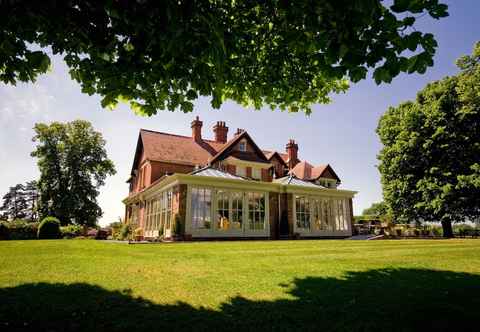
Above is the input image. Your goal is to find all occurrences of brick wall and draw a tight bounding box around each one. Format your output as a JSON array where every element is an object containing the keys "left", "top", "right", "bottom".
[
  {"left": 269, "top": 193, "right": 279, "bottom": 239},
  {"left": 271, "top": 158, "right": 286, "bottom": 178},
  {"left": 261, "top": 168, "right": 271, "bottom": 182},
  {"left": 150, "top": 161, "right": 195, "bottom": 183}
]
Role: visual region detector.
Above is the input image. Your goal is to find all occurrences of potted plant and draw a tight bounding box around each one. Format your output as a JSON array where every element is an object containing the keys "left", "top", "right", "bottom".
[{"left": 134, "top": 227, "right": 144, "bottom": 241}]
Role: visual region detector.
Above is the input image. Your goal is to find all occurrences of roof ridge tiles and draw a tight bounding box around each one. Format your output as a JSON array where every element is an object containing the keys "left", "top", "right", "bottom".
[{"left": 140, "top": 128, "right": 221, "bottom": 144}]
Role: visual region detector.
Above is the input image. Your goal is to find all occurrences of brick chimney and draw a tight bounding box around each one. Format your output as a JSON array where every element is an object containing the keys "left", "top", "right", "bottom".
[
  {"left": 286, "top": 139, "right": 299, "bottom": 169},
  {"left": 213, "top": 121, "right": 228, "bottom": 143},
  {"left": 191, "top": 116, "right": 203, "bottom": 142}
]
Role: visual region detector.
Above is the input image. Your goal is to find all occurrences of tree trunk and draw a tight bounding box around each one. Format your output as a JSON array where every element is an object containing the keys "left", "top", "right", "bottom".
[{"left": 441, "top": 220, "right": 453, "bottom": 238}]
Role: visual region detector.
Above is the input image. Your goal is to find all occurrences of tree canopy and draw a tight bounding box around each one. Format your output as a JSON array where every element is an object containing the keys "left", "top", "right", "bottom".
[
  {"left": 1, "top": 0, "right": 448, "bottom": 115},
  {"left": 31, "top": 120, "right": 116, "bottom": 226},
  {"left": 362, "top": 201, "right": 389, "bottom": 218},
  {"left": 0, "top": 181, "right": 38, "bottom": 221},
  {"left": 1, "top": 184, "right": 28, "bottom": 220},
  {"left": 377, "top": 42, "right": 480, "bottom": 237}
]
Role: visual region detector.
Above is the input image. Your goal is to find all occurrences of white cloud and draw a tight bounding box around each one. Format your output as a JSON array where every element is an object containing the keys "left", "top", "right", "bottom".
[{"left": 0, "top": 83, "right": 55, "bottom": 124}]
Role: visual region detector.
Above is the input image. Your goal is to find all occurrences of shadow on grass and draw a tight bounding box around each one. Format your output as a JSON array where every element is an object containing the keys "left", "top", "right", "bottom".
[{"left": 1, "top": 268, "right": 479, "bottom": 331}]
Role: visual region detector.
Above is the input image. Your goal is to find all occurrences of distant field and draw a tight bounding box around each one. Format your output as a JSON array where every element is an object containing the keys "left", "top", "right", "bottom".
[{"left": 1, "top": 239, "right": 479, "bottom": 331}]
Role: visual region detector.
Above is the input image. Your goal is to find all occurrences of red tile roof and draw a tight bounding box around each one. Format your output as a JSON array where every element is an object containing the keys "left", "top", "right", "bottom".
[
  {"left": 134, "top": 126, "right": 340, "bottom": 182},
  {"left": 139, "top": 129, "right": 225, "bottom": 166},
  {"left": 290, "top": 160, "right": 314, "bottom": 179},
  {"left": 290, "top": 161, "right": 340, "bottom": 182},
  {"left": 263, "top": 150, "right": 290, "bottom": 163}
]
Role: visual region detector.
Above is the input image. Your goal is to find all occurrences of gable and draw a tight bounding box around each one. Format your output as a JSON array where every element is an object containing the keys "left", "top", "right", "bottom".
[
  {"left": 320, "top": 167, "right": 337, "bottom": 180},
  {"left": 130, "top": 133, "right": 144, "bottom": 176},
  {"left": 290, "top": 161, "right": 341, "bottom": 183},
  {"left": 209, "top": 131, "right": 269, "bottom": 165},
  {"left": 313, "top": 164, "right": 341, "bottom": 182},
  {"left": 268, "top": 152, "right": 288, "bottom": 168}
]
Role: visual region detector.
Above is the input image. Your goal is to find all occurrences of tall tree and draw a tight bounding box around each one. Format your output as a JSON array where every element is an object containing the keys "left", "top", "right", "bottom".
[
  {"left": 24, "top": 180, "right": 39, "bottom": 222},
  {"left": 362, "top": 202, "right": 389, "bottom": 218},
  {"left": 0, "top": 1, "right": 448, "bottom": 115},
  {"left": 377, "top": 42, "right": 480, "bottom": 238},
  {"left": 31, "top": 120, "right": 116, "bottom": 226},
  {"left": 1, "top": 184, "right": 28, "bottom": 220}
]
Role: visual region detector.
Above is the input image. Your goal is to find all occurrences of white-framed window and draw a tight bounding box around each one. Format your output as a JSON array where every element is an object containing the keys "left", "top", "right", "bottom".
[
  {"left": 216, "top": 190, "right": 244, "bottom": 231},
  {"left": 144, "top": 196, "right": 163, "bottom": 236},
  {"left": 166, "top": 191, "right": 172, "bottom": 229},
  {"left": 295, "top": 196, "right": 311, "bottom": 230},
  {"left": 145, "top": 200, "right": 152, "bottom": 231},
  {"left": 238, "top": 141, "right": 247, "bottom": 151},
  {"left": 160, "top": 190, "right": 173, "bottom": 231},
  {"left": 334, "top": 199, "right": 349, "bottom": 231},
  {"left": 328, "top": 199, "right": 335, "bottom": 231},
  {"left": 153, "top": 198, "right": 161, "bottom": 232},
  {"left": 231, "top": 192, "right": 243, "bottom": 230},
  {"left": 159, "top": 194, "right": 165, "bottom": 231},
  {"left": 247, "top": 192, "right": 265, "bottom": 230},
  {"left": 236, "top": 166, "right": 246, "bottom": 177},
  {"left": 216, "top": 190, "right": 230, "bottom": 230},
  {"left": 130, "top": 204, "right": 139, "bottom": 228},
  {"left": 312, "top": 198, "right": 325, "bottom": 231},
  {"left": 189, "top": 187, "right": 268, "bottom": 234},
  {"left": 191, "top": 188, "right": 212, "bottom": 229},
  {"left": 252, "top": 168, "right": 261, "bottom": 180}
]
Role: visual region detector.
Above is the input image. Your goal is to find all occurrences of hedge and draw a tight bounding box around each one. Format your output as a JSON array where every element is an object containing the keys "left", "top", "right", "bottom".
[{"left": 0, "top": 220, "right": 39, "bottom": 240}]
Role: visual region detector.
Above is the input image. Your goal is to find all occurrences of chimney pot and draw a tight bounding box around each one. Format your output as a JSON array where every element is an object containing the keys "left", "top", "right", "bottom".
[
  {"left": 191, "top": 117, "right": 203, "bottom": 142},
  {"left": 213, "top": 121, "right": 228, "bottom": 143},
  {"left": 286, "top": 139, "right": 299, "bottom": 169}
]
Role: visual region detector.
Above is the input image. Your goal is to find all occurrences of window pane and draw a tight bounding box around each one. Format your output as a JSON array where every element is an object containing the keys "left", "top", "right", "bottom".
[
  {"left": 217, "top": 190, "right": 230, "bottom": 230},
  {"left": 191, "top": 188, "right": 212, "bottom": 230},
  {"left": 296, "top": 196, "right": 311, "bottom": 230},
  {"left": 248, "top": 192, "right": 265, "bottom": 230},
  {"left": 231, "top": 192, "right": 243, "bottom": 229}
]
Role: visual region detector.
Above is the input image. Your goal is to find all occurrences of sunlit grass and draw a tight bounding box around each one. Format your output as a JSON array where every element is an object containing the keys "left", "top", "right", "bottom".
[{"left": 1, "top": 239, "right": 479, "bottom": 330}]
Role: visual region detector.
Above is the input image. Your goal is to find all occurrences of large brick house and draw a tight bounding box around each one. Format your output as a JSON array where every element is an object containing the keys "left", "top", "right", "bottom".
[{"left": 123, "top": 117, "right": 357, "bottom": 240}]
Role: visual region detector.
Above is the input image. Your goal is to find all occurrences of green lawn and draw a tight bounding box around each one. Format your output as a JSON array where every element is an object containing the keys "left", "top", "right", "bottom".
[{"left": 1, "top": 239, "right": 480, "bottom": 331}]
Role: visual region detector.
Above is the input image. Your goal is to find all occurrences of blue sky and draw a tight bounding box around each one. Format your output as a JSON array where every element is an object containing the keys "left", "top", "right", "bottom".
[{"left": 1, "top": 1, "right": 479, "bottom": 225}]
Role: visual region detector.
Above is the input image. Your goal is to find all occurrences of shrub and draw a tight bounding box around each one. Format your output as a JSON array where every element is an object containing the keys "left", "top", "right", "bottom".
[
  {"left": 116, "top": 223, "right": 131, "bottom": 240},
  {"left": 0, "top": 222, "right": 9, "bottom": 240},
  {"left": 431, "top": 226, "right": 442, "bottom": 237},
  {"left": 454, "top": 223, "right": 474, "bottom": 237},
  {"left": 60, "top": 225, "right": 83, "bottom": 238},
  {"left": 109, "top": 222, "right": 123, "bottom": 239},
  {"left": 2, "top": 220, "right": 39, "bottom": 240},
  {"left": 86, "top": 228, "right": 98, "bottom": 238},
  {"left": 95, "top": 229, "right": 109, "bottom": 240},
  {"left": 37, "top": 217, "right": 61, "bottom": 239}
]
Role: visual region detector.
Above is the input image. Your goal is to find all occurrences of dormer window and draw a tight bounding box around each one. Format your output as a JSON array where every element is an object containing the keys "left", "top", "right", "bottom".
[{"left": 238, "top": 141, "right": 246, "bottom": 152}]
